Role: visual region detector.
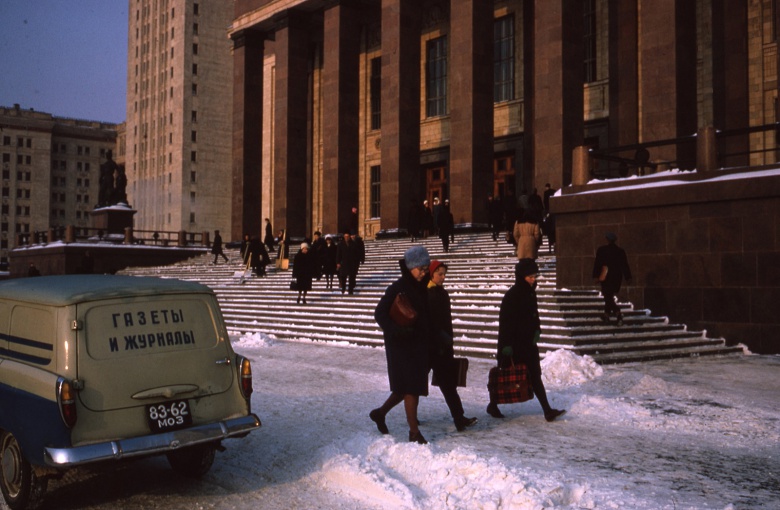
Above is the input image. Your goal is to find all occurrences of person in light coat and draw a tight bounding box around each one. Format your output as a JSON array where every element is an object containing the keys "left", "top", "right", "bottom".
[{"left": 513, "top": 210, "right": 542, "bottom": 260}]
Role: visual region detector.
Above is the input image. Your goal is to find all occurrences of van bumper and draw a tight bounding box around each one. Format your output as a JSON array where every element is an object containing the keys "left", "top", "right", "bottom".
[{"left": 43, "top": 414, "right": 261, "bottom": 467}]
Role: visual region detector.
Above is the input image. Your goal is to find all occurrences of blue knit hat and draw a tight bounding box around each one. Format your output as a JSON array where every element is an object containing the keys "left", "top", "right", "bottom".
[{"left": 404, "top": 245, "right": 431, "bottom": 270}]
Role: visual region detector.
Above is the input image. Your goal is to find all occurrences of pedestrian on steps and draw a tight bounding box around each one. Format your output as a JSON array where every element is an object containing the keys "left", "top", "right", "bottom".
[{"left": 592, "top": 232, "right": 632, "bottom": 325}]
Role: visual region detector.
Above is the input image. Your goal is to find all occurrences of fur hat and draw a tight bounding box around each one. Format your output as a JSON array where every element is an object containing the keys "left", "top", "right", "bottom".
[
  {"left": 605, "top": 232, "right": 617, "bottom": 242},
  {"left": 404, "top": 245, "right": 431, "bottom": 270},
  {"left": 515, "top": 258, "right": 539, "bottom": 279},
  {"left": 300, "top": 242, "right": 310, "bottom": 250},
  {"left": 429, "top": 260, "right": 446, "bottom": 275}
]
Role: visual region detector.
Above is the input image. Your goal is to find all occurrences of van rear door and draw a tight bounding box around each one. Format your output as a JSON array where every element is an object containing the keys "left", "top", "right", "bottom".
[{"left": 77, "top": 294, "right": 233, "bottom": 411}]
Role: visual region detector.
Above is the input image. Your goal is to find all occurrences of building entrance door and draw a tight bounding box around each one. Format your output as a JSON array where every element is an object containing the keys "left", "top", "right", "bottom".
[
  {"left": 426, "top": 164, "right": 447, "bottom": 204},
  {"left": 493, "top": 153, "right": 516, "bottom": 198}
]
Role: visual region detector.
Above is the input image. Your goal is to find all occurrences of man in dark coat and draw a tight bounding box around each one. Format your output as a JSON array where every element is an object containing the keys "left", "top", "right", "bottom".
[
  {"left": 248, "top": 236, "right": 270, "bottom": 277},
  {"left": 438, "top": 200, "right": 455, "bottom": 252},
  {"left": 370, "top": 245, "right": 433, "bottom": 444},
  {"left": 211, "top": 230, "right": 229, "bottom": 264},
  {"left": 487, "top": 195, "right": 503, "bottom": 241},
  {"left": 592, "top": 232, "right": 632, "bottom": 325},
  {"left": 263, "top": 218, "right": 275, "bottom": 251},
  {"left": 488, "top": 258, "right": 565, "bottom": 422},
  {"left": 336, "top": 231, "right": 361, "bottom": 294},
  {"left": 310, "top": 231, "right": 326, "bottom": 279}
]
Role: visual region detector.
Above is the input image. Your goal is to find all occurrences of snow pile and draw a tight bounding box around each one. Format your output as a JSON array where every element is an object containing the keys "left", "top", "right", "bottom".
[
  {"left": 314, "top": 435, "right": 594, "bottom": 510},
  {"left": 231, "top": 331, "right": 277, "bottom": 348},
  {"left": 541, "top": 349, "right": 604, "bottom": 388}
]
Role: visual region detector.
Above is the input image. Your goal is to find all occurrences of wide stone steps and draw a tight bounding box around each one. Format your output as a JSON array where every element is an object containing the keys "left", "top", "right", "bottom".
[{"left": 119, "top": 232, "right": 743, "bottom": 364}]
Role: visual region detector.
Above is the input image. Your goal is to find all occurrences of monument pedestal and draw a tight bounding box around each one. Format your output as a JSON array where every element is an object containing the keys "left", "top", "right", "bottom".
[{"left": 90, "top": 205, "right": 136, "bottom": 234}]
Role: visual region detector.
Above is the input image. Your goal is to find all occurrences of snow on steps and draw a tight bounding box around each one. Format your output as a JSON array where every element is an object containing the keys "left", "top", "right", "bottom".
[{"left": 119, "top": 232, "right": 743, "bottom": 365}]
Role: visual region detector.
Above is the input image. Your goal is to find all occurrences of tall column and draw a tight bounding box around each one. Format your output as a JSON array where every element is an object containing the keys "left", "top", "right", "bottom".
[
  {"left": 449, "top": 0, "right": 494, "bottom": 225},
  {"left": 273, "top": 11, "right": 310, "bottom": 238},
  {"left": 638, "top": 0, "right": 697, "bottom": 167},
  {"left": 524, "top": 0, "right": 583, "bottom": 190},
  {"left": 322, "top": 1, "right": 361, "bottom": 234},
  {"left": 712, "top": 0, "right": 748, "bottom": 168},
  {"left": 609, "top": 0, "right": 639, "bottom": 149},
  {"left": 231, "top": 30, "right": 264, "bottom": 241},
  {"left": 380, "top": 0, "right": 420, "bottom": 230}
]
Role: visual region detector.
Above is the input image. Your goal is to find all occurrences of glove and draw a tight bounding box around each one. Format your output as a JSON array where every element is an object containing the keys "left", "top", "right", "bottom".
[{"left": 501, "top": 346, "right": 513, "bottom": 357}]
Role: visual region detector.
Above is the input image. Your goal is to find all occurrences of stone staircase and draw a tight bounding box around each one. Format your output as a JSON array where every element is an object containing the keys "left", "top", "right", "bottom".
[{"left": 118, "top": 232, "right": 744, "bottom": 364}]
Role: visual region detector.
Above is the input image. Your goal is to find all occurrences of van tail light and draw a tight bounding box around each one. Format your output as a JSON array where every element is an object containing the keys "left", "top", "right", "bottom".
[
  {"left": 238, "top": 356, "right": 254, "bottom": 399},
  {"left": 57, "top": 378, "right": 77, "bottom": 428}
]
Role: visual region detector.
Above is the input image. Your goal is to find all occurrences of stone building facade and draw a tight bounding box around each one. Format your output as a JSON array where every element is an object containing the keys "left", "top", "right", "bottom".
[
  {"left": 227, "top": 0, "right": 780, "bottom": 241},
  {"left": 125, "top": 0, "right": 233, "bottom": 238},
  {"left": 0, "top": 104, "right": 117, "bottom": 265}
]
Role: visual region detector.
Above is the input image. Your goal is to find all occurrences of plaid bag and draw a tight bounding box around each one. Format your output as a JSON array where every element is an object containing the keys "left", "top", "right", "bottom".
[{"left": 487, "top": 362, "right": 534, "bottom": 404}]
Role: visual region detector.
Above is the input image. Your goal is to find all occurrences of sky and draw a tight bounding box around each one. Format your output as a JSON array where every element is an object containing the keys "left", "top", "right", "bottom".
[{"left": 0, "top": 1, "right": 128, "bottom": 123}]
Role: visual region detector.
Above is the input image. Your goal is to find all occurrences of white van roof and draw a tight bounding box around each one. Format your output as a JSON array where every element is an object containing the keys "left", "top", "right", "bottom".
[{"left": 0, "top": 275, "right": 211, "bottom": 306}]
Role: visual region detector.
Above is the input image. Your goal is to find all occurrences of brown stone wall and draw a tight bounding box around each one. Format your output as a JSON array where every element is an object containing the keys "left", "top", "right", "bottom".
[{"left": 552, "top": 170, "right": 780, "bottom": 354}]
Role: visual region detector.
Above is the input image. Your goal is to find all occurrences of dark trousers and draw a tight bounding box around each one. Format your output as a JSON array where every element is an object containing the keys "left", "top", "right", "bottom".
[
  {"left": 601, "top": 284, "right": 621, "bottom": 316},
  {"left": 339, "top": 270, "right": 357, "bottom": 293},
  {"left": 430, "top": 356, "right": 464, "bottom": 419}
]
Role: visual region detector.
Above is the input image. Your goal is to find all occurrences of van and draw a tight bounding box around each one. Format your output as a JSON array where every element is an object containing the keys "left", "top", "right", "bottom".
[{"left": 0, "top": 275, "right": 260, "bottom": 510}]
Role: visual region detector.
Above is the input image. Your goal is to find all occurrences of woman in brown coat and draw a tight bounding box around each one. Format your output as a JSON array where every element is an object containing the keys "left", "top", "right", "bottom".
[{"left": 513, "top": 210, "right": 542, "bottom": 260}]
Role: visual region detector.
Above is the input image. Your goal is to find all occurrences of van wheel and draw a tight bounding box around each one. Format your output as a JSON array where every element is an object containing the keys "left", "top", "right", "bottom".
[
  {"left": 166, "top": 444, "right": 216, "bottom": 478},
  {"left": 0, "top": 431, "right": 47, "bottom": 510}
]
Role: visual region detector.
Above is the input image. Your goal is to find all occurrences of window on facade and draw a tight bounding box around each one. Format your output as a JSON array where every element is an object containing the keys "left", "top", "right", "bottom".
[
  {"left": 193, "top": 3, "right": 199, "bottom": 15},
  {"left": 193, "top": 23, "right": 198, "bottom": 35},
  {"left": 191, "top": 130, "right": 197, "bottom": 142},
  {"left": 192, "top": 83, "right": 197, "bottom": 95},
  {"left": 190, "top": 192, "right": 196, "bottom": 204},
  {"left": 25, "top": 156, "right": 30, "bottom": 165},
  {"left": 190, "top": 212, "right": 195, "bottom": 223},
  {"left": 192, "top": 43, "right": 198, "bottom": 55},
  {"left": 192, "top": 63, "right": 198, "bottom": 75},
  {"left": 16, "top": 155, "right": 22, "bottom": 165},
  {"left": 26, "top": 139, "right": 31, "bottom": 148},
  {"left": 3, "top": 136, "right": 10, "bottom": 145},
  {"left": 3, "top": 153, "right": 9, "bottom": 162},
  {"left": 370, "top": 165, "right": 381, "bottom": 218},
  {"left": 192, "top": 111, "right": 197, "bottom": 122},
  {"left": 191, "top": 151, "right": 197, "bottom": 162},
  {"left": 191, "top": 171, "right": 196, "bottom": 182},
  {"left": 370, "top": 57, "right": 381, "bottom": 130},
  {"left": 17, "top": 138, "right": 23, "bottom": 147},
  {"left": 494, "top": 15, "right": 515, "bottom": 102},
  {"left": 426, "top": 36, "right": 448, "bottom": 117},
  {"left": 583, "top": 0, "right": 597, "bottom": 83}
]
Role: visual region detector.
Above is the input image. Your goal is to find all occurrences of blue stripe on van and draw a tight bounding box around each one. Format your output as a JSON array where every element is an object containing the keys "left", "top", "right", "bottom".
[
  {"left": 0, "top": 333, "right": 53, "bottom": 366},
  {"left": 0, "top": 382, "right": 72, "bottom": 466},
  {"left": 0, "top": 332, "right": 54, "bottom": 350}
]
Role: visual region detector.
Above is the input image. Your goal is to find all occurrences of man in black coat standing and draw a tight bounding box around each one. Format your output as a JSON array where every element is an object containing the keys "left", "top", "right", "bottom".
[
  {"left": 592, "top": 232, "right": 632, "bottom": 325},
  {"left": 488, "top": 258, "right": 565, "bottom": 422},
  {"left": 337, "top": 231, "right": 361, "bottom": 295}
]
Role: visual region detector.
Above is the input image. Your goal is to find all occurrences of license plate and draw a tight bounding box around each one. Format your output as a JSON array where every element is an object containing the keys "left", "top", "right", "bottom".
[{"left": 146, "top": 399, "right": 193, "bottom": 433}]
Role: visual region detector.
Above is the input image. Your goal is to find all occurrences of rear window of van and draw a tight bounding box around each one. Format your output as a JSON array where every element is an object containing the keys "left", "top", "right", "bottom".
[{"left": 84, "top": 297, "right": 220, "bottom": 360}]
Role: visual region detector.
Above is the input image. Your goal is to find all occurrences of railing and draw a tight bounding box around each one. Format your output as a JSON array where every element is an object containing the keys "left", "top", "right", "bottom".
[
  {"left": 579, "top": 123, "right": 780, "bottom": 182},
  {"left": 15, "top": 227, "right": 209, "bottom": 248}
]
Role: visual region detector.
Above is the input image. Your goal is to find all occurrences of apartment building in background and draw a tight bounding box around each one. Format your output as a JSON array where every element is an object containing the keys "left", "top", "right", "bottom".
[
  {"left": 125, "top": 0, "right": 233, "bottom": 238},
  {"left": 0, "top": 104, "right": 117, "bottom": 264}
]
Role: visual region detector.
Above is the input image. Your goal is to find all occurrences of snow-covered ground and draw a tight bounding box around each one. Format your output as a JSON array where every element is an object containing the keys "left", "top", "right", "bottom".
[{"left": 21, "top": 333, "right": 780, "bottom": 510}]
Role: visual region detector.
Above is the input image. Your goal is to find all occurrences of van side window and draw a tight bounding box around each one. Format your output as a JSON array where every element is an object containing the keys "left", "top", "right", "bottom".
[{"left": 8, "top": 306, "right": 54, "bottom": 366}]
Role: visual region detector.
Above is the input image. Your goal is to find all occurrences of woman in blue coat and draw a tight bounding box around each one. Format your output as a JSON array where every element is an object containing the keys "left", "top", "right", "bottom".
[{"left": 370, "top": 246, "right": 432, "bottom": 444}]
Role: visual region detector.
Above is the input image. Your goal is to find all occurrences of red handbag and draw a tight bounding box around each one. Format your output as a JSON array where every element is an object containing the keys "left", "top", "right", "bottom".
[
  {"left": 389, "top": 292, "right": 417, "bottom": 327},
  {"left": 487, "top": 362, "right": 534, "bottom": 404}
]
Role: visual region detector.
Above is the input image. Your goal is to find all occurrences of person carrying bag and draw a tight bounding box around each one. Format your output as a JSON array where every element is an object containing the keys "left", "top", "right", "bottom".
[{"left": 487, "top": 259, "right": 565, "bottom": 422}]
